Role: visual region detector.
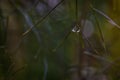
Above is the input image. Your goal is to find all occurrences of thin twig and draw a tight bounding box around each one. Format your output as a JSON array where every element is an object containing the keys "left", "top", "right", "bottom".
[
  {"left": 22, "top": 0, "right": 65, "bottom": 36},
  {"left": 84, "top": 51, "right": 111, "bottom": 63},
  {"left": 83, "top": 36, "right": 100, "bottom": 55},
  {"left": 52, "top": 24, "right": 74, "bottom": 52}
]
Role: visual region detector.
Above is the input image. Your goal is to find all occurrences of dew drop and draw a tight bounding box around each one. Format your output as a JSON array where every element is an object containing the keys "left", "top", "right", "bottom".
[{"left": 72, "top": 25, "right": 80, "bottom": 33}]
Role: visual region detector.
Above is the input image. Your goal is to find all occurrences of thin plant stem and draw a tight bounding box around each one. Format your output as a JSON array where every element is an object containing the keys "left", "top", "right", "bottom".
[
  {"left": 76, "top": 0, "right": 78, "bottom": 21},
  {"left": 91, "top": 6, "right": 108, "bottom": 56},
  {"left": 22, "top": 0, "right": 65, "bottom": 36},
  {"left": 8, "top": 0, "right": 65, "bottom": 55}
]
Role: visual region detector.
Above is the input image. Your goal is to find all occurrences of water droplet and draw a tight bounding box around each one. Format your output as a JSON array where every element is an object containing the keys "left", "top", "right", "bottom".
[{"left": 72, "top": 25, "right": 80, "bottom": 33}]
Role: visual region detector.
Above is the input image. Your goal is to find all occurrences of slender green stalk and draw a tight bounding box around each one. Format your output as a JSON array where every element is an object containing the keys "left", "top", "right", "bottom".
[{"left": 91, "top": 6, "right": 108, "bottom": 55}]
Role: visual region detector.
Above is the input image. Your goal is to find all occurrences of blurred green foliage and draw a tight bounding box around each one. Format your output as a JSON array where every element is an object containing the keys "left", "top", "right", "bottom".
[{"left": 0, "top": 0, "right": 120, "bottom": 80}]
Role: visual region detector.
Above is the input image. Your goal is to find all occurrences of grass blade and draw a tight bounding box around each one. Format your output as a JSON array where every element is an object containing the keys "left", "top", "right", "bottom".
[
  {"left": 91, "top": 5, "right": 109, "bottom": 55},
  {"left": 91, "top": 6, "right": 120, "bottom": 29}
]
